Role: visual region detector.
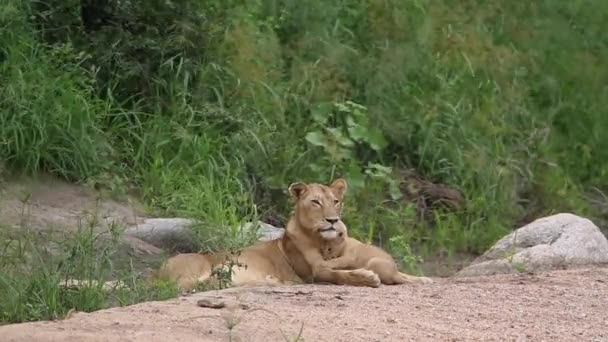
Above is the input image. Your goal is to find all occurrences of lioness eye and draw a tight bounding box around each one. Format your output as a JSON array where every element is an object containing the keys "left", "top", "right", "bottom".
[
  {"left": 311, "top": 199, "right": 321, "bottom": 206},
  {"left": 334, "top": 199, "right": 340, "bottom": 205}
]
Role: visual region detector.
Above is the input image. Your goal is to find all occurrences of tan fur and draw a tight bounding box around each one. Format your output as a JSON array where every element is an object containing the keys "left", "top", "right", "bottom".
[
  {"left": 284, "top": 179, "right": 381, "bottom": 287},
  {"left": 319, "top": 228, "right": 433, "bottom": 285},
  {"left": 287, "top": 178, "right": 432, "bottom": 286},
  {"left": 155, "top": 239, "right": 304, "bottom": 291},
  {"left": 155, "top": 178, "right": 429, "bottom": 291}
]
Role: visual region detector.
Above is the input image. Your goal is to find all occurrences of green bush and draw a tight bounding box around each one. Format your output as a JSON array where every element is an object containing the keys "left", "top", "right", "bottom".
[{"left": 1, "top": 0, "right": 607, "bottom": 262}]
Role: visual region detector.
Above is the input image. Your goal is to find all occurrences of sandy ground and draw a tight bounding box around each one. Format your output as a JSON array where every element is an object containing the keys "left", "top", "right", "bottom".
[{"left": 1, "top": 267, "right": 607, "bottom": 342}]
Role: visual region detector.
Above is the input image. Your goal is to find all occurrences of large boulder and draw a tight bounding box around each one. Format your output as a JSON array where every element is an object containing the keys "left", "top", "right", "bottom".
[
  {"left": 456, "top": 213, "right": 608, "bottom": 277},
  {"left": 124, "top": 218, "right": 199, "bottom": 252},
  {"left": 239, "top": 221, "right": 285, "bottom": 241},
  {"left": 124, "top": 218, "right": 285, "bottom": 252}
]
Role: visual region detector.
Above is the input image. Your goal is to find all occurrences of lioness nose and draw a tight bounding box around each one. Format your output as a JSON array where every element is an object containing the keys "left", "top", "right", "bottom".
[{"left": 325, "top": 217, "right": 339, "bottom": 224}]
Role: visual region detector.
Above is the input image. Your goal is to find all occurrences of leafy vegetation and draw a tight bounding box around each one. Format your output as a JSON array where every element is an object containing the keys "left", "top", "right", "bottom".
[
  {"left": 0, "top": 219, "right": 178, "bottom": 324},
  {"left": 1, "top": 0, "right": 607, "bottom": 323}
]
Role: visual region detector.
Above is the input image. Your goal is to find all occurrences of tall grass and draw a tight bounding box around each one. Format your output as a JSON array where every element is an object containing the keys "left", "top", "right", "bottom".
[
  {"left": 1, "top": 0, "right": 607, "bottom": 268},
  {"left": 0, "top": 3, "right": 109, "bottom": 180},
  {"left": 0, "top": 218, "right": 178, "bottom": 324}
]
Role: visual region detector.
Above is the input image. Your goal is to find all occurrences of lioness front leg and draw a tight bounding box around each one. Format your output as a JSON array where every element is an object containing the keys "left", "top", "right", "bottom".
[
  {"left": 313, "top": 266, "right": 380, "bottom": 287},
  {"left": 366, "top": 258, "right": 433, "bottom": 285},
  {"left": 302, "top": 249, "right": 380, "bottom": 287},
  {"left": 319, "top": 255, "right": 357, "bottom": 270}
]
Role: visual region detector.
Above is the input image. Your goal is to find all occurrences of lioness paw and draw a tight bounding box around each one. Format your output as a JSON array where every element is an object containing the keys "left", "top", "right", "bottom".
[{"left": 351, "top": 269, "right": 381, "bottom": 288}]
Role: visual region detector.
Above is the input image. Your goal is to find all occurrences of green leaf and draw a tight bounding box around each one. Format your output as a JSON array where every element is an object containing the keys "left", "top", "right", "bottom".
[
  {"left": 305, "top": 131, "right": 326, "bottom": 147},
  {"left": 388, "top": 180, "right": 403, "bottom": 201},
  {"left": 309, "top": 163, "right": 325, "bottom": 175},
  {"left": 326, "top": 127, "right": 354, "bottom": 147},
  {"left": 345, "top": 115, "right": 357, "bottom": 128},
  {"left": 347, "top": 123, "right": 368, "bottom": 142},
  {"left": 345, "top": 163, "right": 365, "bottom": 190},
  {"left": 369, "top": 162, "right": 392, "bottom": 174},
  {"left": 327, "top": 144, "right": 352, "bottom": 161},
  {"left": 345, "top": 100, "right": 367, "bottom": 111},
  {"left": 311, "top": 102, "right": 333, "bottom": 124},
  {"left": 366, "top": 127, "right": 388, "bottom": 151},
  {"left": 334, "top": 102, "right": 349, "bottom": 112}
]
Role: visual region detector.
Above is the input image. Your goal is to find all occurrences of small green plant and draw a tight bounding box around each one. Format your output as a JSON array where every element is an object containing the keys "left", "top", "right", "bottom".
[
  {"left": 209, "top": 250, "right": 247, "bottom": 290},
  {"left": 512, "top": 262, "right": 527, "bottom": 274},
  {"left": 189, "top": 249, "right": 248, "bottom": 292},
  {"left": 304, "top": 100, "right": 400, "bottom": 197},
  {"left": 388, "top": 235, "right": 424, "bottom": 275},
  {"left": 305, "top": 101, "right": 387, "bottom": 163}
]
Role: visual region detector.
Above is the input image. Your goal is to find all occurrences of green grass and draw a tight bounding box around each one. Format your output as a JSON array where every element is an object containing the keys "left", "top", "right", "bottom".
[
  {"left": 1, "top": 0, "right": 608, "bottom": 319},
  {"left": 0, "top": 219, "right": 179, "bottom": 324}
]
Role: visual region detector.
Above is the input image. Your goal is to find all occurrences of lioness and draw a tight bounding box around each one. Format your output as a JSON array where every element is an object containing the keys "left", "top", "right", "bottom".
[
  {"left": 287, "top": 178, "right": 432, "bottom": 286},
  {"left": 284, "top": 178, "right": 382, "bottom": 287},
  {"left": 155, "top": 179, "right": 381, "bottom": 290}
]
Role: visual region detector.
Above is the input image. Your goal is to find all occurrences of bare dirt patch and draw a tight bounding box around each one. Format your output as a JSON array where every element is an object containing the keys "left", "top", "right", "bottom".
[
  {"left": 1, "top": 267, "right": 606, "bottom": 342},
  {"left": 0, "top": 174, "right": 147, "bottom": 232}
]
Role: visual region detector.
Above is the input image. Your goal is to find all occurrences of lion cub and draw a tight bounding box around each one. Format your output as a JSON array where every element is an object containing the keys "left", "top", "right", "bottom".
[{"left": 320, "top": 225, "right": 433, "bottom": 285}]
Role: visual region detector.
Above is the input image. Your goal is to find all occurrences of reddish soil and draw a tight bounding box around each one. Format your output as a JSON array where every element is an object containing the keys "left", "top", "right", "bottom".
[{"left": 1, "top": 267, "right": 607, "bottom": 342}]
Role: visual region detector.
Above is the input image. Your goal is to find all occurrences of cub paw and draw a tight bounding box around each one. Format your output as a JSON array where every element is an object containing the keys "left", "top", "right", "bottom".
[
  {"left": 351, "top": 269, "right": 381, "bottom": 288},
  {"left": 416, "top": 276, "right": 433, "bottom": 284},
  {"left": 264, "top": 275, "right": 283, "bottom": 286}
]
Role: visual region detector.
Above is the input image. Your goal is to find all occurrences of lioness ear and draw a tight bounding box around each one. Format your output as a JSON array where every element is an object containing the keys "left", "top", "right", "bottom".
[
  {"left": 288, "top": 182, "right": 308, "bottom": 200},
  {"left": 330, "top": 178, "right": 347, "bottom": 199}
]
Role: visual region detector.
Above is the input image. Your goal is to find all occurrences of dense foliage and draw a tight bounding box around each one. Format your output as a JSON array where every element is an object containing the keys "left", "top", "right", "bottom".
[{"left": 2, "top": 0, "right": 607, "bottom": 259}]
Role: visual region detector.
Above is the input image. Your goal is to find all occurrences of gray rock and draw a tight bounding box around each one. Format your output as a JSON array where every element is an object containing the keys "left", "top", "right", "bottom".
[
  {"left": 124, "top": 218, "right": 285, "bottom": 252},
  {"left": 240, "top": 221, "right": 285, "bottom": 241},
  {"left": 456, "top": 213, "right": 608, "bottom": 277},
  {"left": 124, "top": 218, "right": 198, "bottom": 252}
]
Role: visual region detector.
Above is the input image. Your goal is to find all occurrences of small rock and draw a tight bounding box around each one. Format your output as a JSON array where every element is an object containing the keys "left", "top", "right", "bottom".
[{"left": 197, "top": 299, "right": 226, "bottom": 309}]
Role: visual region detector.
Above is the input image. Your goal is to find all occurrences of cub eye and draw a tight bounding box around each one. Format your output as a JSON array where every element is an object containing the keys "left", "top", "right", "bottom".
[
  {"left": 311, "top": 199, "right": 321, "bottom": 206},
  {"left": 334, "top": 199, "right": 340, "bottom": 205}
]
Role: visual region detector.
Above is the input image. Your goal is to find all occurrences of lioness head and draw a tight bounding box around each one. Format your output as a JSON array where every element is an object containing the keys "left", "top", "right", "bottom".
[{"left": 288, "top": 178, "right": 348, "bottom": 240}]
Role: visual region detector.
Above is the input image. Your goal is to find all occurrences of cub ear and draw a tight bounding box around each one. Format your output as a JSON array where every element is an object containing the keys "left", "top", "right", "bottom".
[
  {"left": 330, "top": 178, "right": 347, "bottom": 199},
  {"left": 288, "top": 182, "right": 308, "bottom": 200}
]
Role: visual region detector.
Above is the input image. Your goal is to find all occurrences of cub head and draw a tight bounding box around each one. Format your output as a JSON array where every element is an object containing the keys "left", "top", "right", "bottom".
[{"left": 288, "top": 178, "right": 348, "bottom": 240}]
